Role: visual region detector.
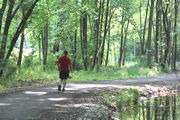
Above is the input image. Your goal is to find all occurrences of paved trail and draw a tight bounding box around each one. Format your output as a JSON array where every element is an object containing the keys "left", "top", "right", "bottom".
[{"left": 0, "top": 68, "right": 180, "bottom": 120}]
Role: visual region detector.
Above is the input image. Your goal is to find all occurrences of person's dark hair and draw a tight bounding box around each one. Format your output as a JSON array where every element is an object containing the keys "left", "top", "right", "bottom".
[{"left": 64, "top": 50, "right": 68, "bottom": 55}]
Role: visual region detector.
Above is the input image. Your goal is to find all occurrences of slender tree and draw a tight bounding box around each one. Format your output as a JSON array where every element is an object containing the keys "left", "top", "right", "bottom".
[
  {"left": 122, "top": 20, "right": 129, "bottom": 66},
  {"left": 80, "top": 1, "right": 88, "bottom": 70},
  {"left": 155, "top": 0, "right": 161, "bottom": 63},
  {"left": 98, "top": 0, "right": 105, "bottom": 49},
  {"left": 142, "top": 0, "right": 149, "bottom": 55},
  {"left": 73, "top": 29, "right": 77, "bottom": 69},
  {"left": 105, "top": 9, "right": 115, "bottom": 66},
  {"left": 139, "top": 0, "right": 143, "bottom": 55},
  {"left": 173, "top": 0, "right": 178, "bottom": 70},
  {"left": 118, "top": 9, "right": 124, "bottom": 67},
  {"left": 80, "top": 16, "right": 84, "bottom": 68},
  {"left": 100, "top": 0, "right": 109, "bottom": 65},
  {"left": 42, "top": 22, "right": 49, "bottom": 71},
  {"left": 161, "top": 0, "right": 171, "bottom": 67},
  {"left": 38, "top": 35, "right": 42, "bottom": 65},
  {"left": 147, "top": 0, "right": 154, "bottom": 67},
  {"left": 0, "top": 0, "right": 7, "bottom": 34},
  {"left": 92, "top": 0, "right": 100, "bottom": 70},
  {"left": 82, "top": 11, "right": 88, "bottom": 70},
  {"left": 0, "top": 0, "right": 39, "bottom": 77},
  {"left": 17, "top": 9, "right": 25, "bottom": 70},
  {"left": 0, "top": 0, "right": 23, "bottom": 76}
]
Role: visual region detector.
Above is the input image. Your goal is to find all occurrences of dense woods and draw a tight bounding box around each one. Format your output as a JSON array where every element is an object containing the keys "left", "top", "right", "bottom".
[{"left": 0, "top": 0, "right": 179, "bottom": 78}]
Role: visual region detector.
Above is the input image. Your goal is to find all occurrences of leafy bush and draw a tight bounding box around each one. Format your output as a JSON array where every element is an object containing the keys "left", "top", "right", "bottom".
[
  {"left": 116, "top": 89, "right": 139, "bottom": 109},
  {"left": 0, "top": 84, "right": 4, "bottom": 91},
  {"left": 3, "top": 60, "right": 17, "bottom": 77},
  {"left": 161, "top": 64, "right": 171, "bottom": 73},
  {"left": 137, "top": 55, "right": 147, "bottom": 66},
  {"left": 101, "top": 89, "right": 140, "bottom": 110},
  {"left": 23, "top": 56, "right": 34, "bottom": 68}
]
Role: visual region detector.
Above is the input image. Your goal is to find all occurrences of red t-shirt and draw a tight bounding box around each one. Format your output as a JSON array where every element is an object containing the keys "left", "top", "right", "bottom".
[{"left": 57, "top": 56, "right": 72, "bottom": 71}]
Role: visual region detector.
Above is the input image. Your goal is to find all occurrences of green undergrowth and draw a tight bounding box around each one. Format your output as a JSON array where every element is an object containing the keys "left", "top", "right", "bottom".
[
  {"left": 70, "top": 64, "right": 161, "bottom": 82},
  {"left": 100, "top": 89, "right": 140, "bottom": 110},
  {"left": 0, "top": 66, "right": 58, "bottom": 91},
  {"left": 0, "top": 63, "right": 161, "bottom": 91}
]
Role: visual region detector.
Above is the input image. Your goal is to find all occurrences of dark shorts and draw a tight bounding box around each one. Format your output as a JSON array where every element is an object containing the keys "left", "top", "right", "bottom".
[{"left": 59, "top": 71, "right": 69, "bottom": 79}]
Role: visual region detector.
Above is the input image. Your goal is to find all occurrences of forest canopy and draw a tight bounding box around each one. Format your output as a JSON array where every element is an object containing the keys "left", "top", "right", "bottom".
[{"left": 0, "top": 0, "right": 179, "bottom": 79}]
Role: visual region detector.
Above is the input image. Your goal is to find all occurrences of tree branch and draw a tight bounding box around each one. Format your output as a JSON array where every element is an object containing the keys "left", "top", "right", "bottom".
[
  {"left": 6, "top": 0, "right": 39, "bottom": 60},
  {"left": 0, "top": 0, "right": 7, "bottom": 34}
]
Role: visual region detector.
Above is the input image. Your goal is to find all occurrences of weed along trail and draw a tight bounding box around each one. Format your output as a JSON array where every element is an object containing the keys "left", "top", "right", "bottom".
[{"left": 0, "top": 71, "right": 180, "bottom": 120}]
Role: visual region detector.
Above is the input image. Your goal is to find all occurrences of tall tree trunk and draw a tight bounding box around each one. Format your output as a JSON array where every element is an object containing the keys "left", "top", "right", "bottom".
[
  {"left": 82, "top": 12, "right": 88, "bottom": 70},
  {"left": 5, "top": 0, "right": 39, "bottom": 61},
  {"left": 118, "top": 10, "right": 124, "bottom": 67},
  {"left": 147, "top": 0, "right": 154, "bottom": 67},
  {"left": 155, "top": 0, "right": 160, "bottom": 63},
  {"left": 0, "top": 0, "right": 15, "bottom": 77},
  {"left": 100, "top": 0, "right": 109, "bottom": 65},
  {"left": 173, "top": 0, "right": 178, "bottom": 70},
  {"left": 80, "top": 9, "right": 88, "bottom": 70},
  {"left": 38, "top": 35, "right": 41, "bottom": 65},
  {"left": 73, "top": 29, "right": 77, "bottom": 69},
  {"left": 105, "top": 25, "right": 110, "bottom": 66},
  {"left": 122, "top": 21, "right": 129, "bottom": 66},
  {"left": 0, "top": 0, "right": 23, "bottom": 65},
  {"left": 139, "top": 0, "right": 143, "bottom": 55},
  {"left": 105, "top": 9, "right": 114, "bottom": 66},
  {"left": 92, "top": 0, "right": 100, "bottom": 70},
  {"left": 162, "top": 1, "right": 171, "bottom": 67},
  {"left": 98, "top": 0, "right": 105, "bottom": 49},
  {"left": 17, "top": 9, "right": 25, "bottom": 70},
  {"left": 42, "top": 22, "right": 48, "bottom": 71},
  {"left": 159, "top": 6, "right": 163, "bottom": 64},
  {"left": 0, "top": 0, "right": 7, "bottom": 34},
  {"left": 17, "top": 32, "right": 25, "bottom": 69},
  {"left": 0, "top": 0, "right": 16, "bottom": 76},
  {"left": 142, "top": 0, "right": 149, "bottom": 55},
  {"left": 80, "top": 16, "right": 84, "bottom": 69},
  {"left": 0, "top": 0, "right": 39, "bottom": 77}
]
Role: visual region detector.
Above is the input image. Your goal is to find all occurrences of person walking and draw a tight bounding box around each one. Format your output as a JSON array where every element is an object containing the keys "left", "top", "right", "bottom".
[{"left": 57, "top": 50, "right": 72, "bottom": 92}]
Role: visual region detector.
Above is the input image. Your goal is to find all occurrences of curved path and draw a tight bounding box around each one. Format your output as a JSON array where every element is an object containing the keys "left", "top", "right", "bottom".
[{"left": 0, "top": 67, "right": 180, "bottom": 120}]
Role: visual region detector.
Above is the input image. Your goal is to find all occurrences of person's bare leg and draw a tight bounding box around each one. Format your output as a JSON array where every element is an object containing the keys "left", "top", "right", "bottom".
[
  {"left": 58, "top": 78, "right": 63, "bottom": 91},
  {"left": 62, "top": 79, "right": 67, "bottom": 92},
  {"left": 59, "top": 78, "right": 62, "bottom": 85}
]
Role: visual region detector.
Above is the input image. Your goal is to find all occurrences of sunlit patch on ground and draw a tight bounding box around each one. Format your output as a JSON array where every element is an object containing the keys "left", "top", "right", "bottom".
[
  {"left": 0, "top": 103, "right": 11, "bottom": 106},
  {"left": 47, "top": 97, "right": 68, "bottom": 101},
  {"left": 24, "top": 91, "right": 47, "bottom": 95}
]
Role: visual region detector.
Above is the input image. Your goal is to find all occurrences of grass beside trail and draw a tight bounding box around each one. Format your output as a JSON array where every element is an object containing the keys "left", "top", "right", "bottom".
[
  {"left": 0, "top": 63, "right": 162, "bottom": 91},
  {"left": 70, "top": 65, "right": 160, "bottom": 82}
]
